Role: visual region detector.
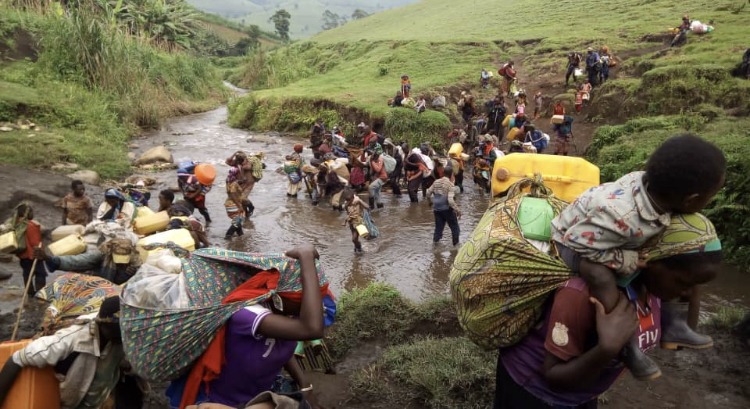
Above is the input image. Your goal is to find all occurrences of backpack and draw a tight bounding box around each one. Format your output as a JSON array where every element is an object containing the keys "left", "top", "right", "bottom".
[
  {"left": 498, "top": 64, "right": 507, "bottom": 77},
  {"left": 432, "top": 193, "right": 450, "bottom": 211}
]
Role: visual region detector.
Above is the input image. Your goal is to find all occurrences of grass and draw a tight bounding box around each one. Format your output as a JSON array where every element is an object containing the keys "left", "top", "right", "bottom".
[
  {"left": 0, "top": 4, "right": 227, "bottom": 179},
  {"left": 329, "top": 283, "right": 492, "bottom": 408},
  {"left": 706, "top": 305, "right": 749, "bottom": 330}
]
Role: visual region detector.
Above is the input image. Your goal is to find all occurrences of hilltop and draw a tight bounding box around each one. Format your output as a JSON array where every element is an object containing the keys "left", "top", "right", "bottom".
[{"left": 187, "top": 0, "right": 418, "bottom": 38}]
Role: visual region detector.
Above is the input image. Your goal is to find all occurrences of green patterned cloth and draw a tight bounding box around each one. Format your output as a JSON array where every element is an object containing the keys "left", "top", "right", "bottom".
[
  {"left": 450, "top": 178, "right": 572, "bottom": 350},
  {"left": 120, "top": 248, "right": 326, "bottom": 381},
  {"left": 642, "top": 213, "right": 721, "bottom": 261}
]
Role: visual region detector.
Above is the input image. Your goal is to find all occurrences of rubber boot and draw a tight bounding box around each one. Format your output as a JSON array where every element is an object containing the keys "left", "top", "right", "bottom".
[
  {"left": 622, "top": 338, "right": 661, "bottom": 381},
  {"left": 661, "top": 301, "right": 713, "bottom": 350},
  {"left": 368, "top": 197, "right": 375, "bottom": 209},
  {"left": 245, "top": 201, "right": 255, "bottom": 218},
  {"left": 225, "top": 225, "right": 237, "bottom": 239}
]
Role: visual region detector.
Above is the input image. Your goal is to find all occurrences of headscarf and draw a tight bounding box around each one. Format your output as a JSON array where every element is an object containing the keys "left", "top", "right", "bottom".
[
  {"left": 642, "top": 213, "right": 721, "bottom": 261},
  {"left": 104, "top": 188, "right": 126, "bottom": 201}
]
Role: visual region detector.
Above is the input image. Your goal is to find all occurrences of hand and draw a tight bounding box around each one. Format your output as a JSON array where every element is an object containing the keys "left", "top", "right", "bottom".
[
  {"left": 455, "top": 210, "right": 462, "bottom": 219},
  {"left": 33, "top": 246, "right": 48, "bottom": 261},
  {"left": 636, "top": 254, "right": 649, "bottom": 269},
  {"left": 285, "top": 243, "right": 319, "bottom": 260},
  {"left": 591, "top": 295, "right": 638, "bottom": 355}
]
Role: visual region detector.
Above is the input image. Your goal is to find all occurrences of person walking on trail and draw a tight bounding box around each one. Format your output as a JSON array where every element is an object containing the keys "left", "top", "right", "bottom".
[
  {"left": 427, "top": 167, "right": 461, "bottom": 246},
  {"left": 342, "top": 189, "right": 370, "bottom": 253},
  {"left": 401, "top": 75, "right": 412, "bottom": 98},
  {"left": 671, "top": 15, "right": 691, "bottom": 47},
  {"left": 553, "top": 115, "right": 575, "bottom": 156},
  {"left": 551, "top": 134, "right": 726, "bottom": 381},
  {"left": 599, "top": 46, "right": 612, "bottom": 84},
  {"left": 224, "top": 165, "right": 246, "bottom": 239},
  {"left": 585, "top": 47, "right": 601, "bottom": 87},
  {"left": 533, "top": 91, "right": 544, "bottom": 120},
  {"left": 565, "top": 51, "right": 583, "bottom": 86},
  {"left": 499, "top": 61, "right": 517, "bottom": 96},
  {"left": 4, "top": 203, "right": 45, "bottom": 295},
  {"left": 481, "top": 68, "right": 491, "bottom": 89},
  {"left": 486, "top": 96, "right": 507, "bottom": 140}
]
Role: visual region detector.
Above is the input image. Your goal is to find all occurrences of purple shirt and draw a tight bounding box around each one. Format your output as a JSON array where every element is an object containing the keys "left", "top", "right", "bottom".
[
  {"left": 501, "top": 278, "right": 661, "bottom": 407},
  {"left": 207, "top": 305, "right": 297, "bottom": 406}
]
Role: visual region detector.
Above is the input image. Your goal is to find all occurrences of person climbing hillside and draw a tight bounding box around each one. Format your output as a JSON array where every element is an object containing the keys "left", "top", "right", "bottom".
[
  {"left": 481, "top": 68, "right": 491, "bottom": 89},
  {"left": 401, "top": 74, "right": 411, "bottom": 98},
  {"left": 565, "top": 51, "right": 582, "bottom": 86},
  {"left": 499, "top": 61, "right": 517, "bottom": 96},
  {"left": 585, "top": 47, "right": 601, "bottom": 87},
  {"left": 671, "top": 15, "right": 692, "bottom": 47},
  {"left": 553, "top": 115, "right": 575, "bottom": 155},
  {"left": 599, "top": 46, "right": 612, "bottom": 84}
]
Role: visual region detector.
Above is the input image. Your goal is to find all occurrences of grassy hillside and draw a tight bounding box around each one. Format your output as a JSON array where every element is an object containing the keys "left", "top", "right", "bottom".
[
  {"left": 188, "top": 0, "right": 418, "bottom": 38},
  {"left": 0, "top": 2, "right": 226, "bottom": 179},
  {"left": 227, "top": 0, "right": 750, "bottom": 264}
]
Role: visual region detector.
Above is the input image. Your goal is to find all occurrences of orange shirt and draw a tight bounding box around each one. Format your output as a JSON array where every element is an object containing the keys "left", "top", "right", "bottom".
[{"left": 19, "top": 220, "right": 41, "bottom": 260}]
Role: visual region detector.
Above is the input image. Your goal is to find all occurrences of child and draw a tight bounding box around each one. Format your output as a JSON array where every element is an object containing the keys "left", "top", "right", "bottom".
[
  {"left": 224, "top": 166, "right": 246, "bottom": 239},
  {"left": 551, "top": 134, "right": 726, "bottom": 380},
  {"left": 415, "top": 96, "right": 427, "bottom": 113},
  {"left": 533, "top": 91, "right": 544, "bottom": 120},
  {"left": 515, "top": 92, "right": 527, "bottom": 115},
  {"left": 11, "top": 203, "right": 46, "bottom": 295},
  {"left": 341, "top": 188, "right": 369, "bottom": 253},
  {"left": 552, "top": 100, "right": 566, "bottom": 116},
  {"left": 400, "top": 74, "right": 411, "bottom": 98},
  {"left": 158, "top": 189, "right": 175, "bottom": 213},
  {"left": 61, "top": 179, "right": 93, "bottom": 226},
  {"left": 574, "top": 89, "right": 584, "bottom": 114}
]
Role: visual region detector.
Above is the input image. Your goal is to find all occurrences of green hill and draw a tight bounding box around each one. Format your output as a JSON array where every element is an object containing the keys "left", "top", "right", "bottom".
[
  {"left": 227, "top": 0, "right": 750, "bottom": 264},
  {"left": 187, "top": 0, "right": 418, "bottom": 38}
]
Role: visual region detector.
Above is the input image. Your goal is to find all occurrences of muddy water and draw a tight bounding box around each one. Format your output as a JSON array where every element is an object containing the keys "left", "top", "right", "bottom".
[{"left": 132, "top": 106, "right": 490, "bottom": 301}]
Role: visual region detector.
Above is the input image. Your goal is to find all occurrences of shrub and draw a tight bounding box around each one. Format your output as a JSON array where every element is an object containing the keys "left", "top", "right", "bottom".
[{"left": 384, "top": 108, "right": 451, "bottom": 151}]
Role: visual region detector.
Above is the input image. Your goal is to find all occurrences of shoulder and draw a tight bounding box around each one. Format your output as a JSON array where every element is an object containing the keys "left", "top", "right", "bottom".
[{"left": 229, "top": 305, "right": 273, "bottom": 338}]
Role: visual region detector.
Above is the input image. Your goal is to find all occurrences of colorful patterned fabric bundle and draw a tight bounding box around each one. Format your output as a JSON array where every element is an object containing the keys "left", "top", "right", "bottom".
[
  {"left": 120, "top": 248, "right": 327, "bottom": 381},
  {"left": 450, "top": 178, "right": 572, "bottom": 350},
  {"left": 36, "top": 273, "right": 120, "bottom": 335}
]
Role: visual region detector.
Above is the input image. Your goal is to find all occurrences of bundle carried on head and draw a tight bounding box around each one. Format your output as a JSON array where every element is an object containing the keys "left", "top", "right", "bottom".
[{"left": 120, "top": 248, "right": 328, "bottom": 381}]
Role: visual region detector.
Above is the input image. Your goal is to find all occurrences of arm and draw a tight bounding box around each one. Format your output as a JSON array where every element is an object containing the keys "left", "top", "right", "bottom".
[
  {"left": 283, "top": 358, "right": 318, "bottom": 406},
  {"left": 543, "top": 294, "right": 638, "bottom": 390},
  {"left": 447, "top": 184, "right": 459, "bottom": 212},
  {"left": 0, "top": 360, "right": 21, "bottom": 405},
  {"left": 256, "top": 245, "right": 324, "bottom": 340},
  {"left": 356, "top": 196, "right": 370, "bottom": 211},
  {"left": 86, "top": 198, "right": 94, "bottom": 224}
]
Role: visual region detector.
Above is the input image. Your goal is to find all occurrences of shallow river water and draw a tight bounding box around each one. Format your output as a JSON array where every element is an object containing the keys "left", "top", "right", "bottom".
[
  {"left": 133, "top": 105, "right": 491, "bottom": 301},
  {"left": 130, "top": 102, "right": 750, "bottom": 308}
]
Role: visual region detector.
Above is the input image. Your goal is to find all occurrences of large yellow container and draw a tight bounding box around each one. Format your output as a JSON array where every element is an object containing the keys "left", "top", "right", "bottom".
[
  {"left": 48, "top": 234, "right": 86, "bottom": 257},
  {"left": 0, "top": 340, "right": 61, "bottom": 409},
  {"left": 50, "top": 225, "right": 85, "bottom": 242},
  {"left": 501, "top": 114, "right": 513, "bottom": 127},
  {"left": 137, "top": 206, "right": 155, "bottom": 217},
  {"left": 491, "top": 153, "right": 600, "bottom": 203},
  {"left": 507, "top": 127, "right": 522, "bottom": 141},
  {"left": 448, "top": 143, "right": 464, "bottom": 157},
  {"left": 136, "top": 228, "right": 195, "bottom": 262},
  {"left": 133, "top": 211, "right": 170, "bottom": 236},
  {"left": 0, "top": 231, "right": 18, "bottom": 254}
]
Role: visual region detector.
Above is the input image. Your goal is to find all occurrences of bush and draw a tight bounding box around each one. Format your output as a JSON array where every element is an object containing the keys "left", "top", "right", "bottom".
[{"left": 384, "top": 108, "right": 451, "bottom": 151}]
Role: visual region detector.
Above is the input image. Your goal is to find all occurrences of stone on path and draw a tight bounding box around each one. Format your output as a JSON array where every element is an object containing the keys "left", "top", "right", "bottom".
[{"left": 137, "top": 146, "right": 173, "bottom": 165}]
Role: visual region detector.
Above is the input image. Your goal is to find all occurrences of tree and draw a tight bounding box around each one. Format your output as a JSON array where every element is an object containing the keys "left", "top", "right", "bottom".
[
  {"left": 352, "top": 9, "right": 369, "bottom": 20},
  {"left": 269, "top": 9, "right": 291, "bottom": 41},
  {"left": 321, "top": 9, "right": 340, "bottom": 30}
]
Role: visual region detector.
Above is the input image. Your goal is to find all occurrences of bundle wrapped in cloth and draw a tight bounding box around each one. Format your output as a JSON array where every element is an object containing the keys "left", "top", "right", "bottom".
[{"left": 120, "top": 247, "right": 328, "bottom": 381}]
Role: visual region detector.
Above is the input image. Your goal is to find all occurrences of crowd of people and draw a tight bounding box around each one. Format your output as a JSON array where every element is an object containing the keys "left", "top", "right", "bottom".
[{"left": 0, "top": 24, "right": 735, "bottom": 407}]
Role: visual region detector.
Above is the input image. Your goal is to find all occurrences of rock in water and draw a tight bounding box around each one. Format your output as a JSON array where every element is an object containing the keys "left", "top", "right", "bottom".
[
  {"left": 137, "top": 146, "right": 173, "bottom": 165},
  {"left": 67, "top": 170, "right": 100, "bottom": 185}
]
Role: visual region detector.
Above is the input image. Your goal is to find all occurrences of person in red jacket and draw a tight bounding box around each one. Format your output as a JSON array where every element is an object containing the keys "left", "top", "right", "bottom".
[{"left": 11, "top": 203, "right": 45, "bottom": 295}]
